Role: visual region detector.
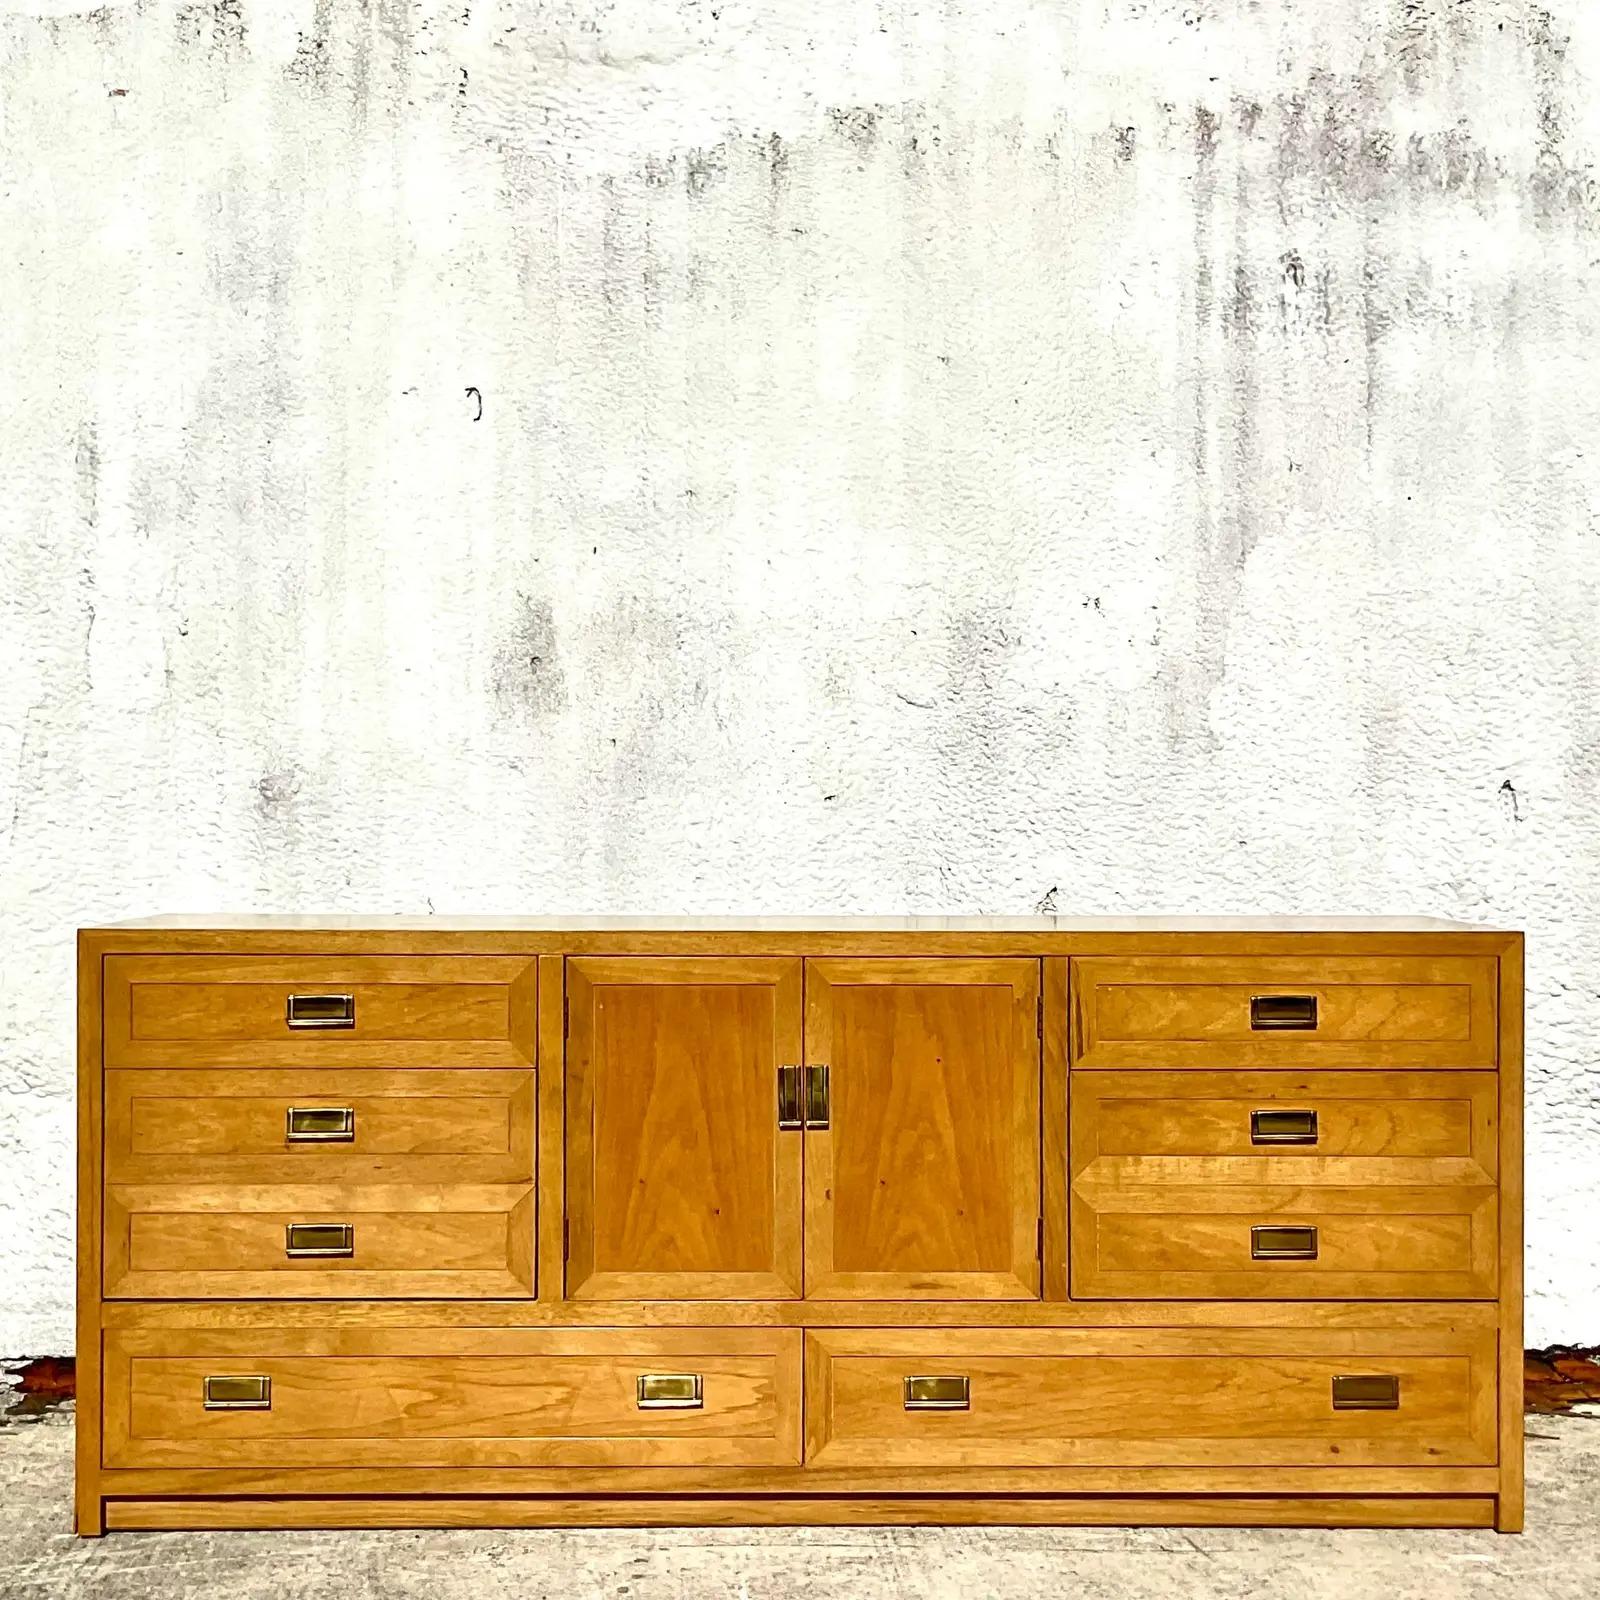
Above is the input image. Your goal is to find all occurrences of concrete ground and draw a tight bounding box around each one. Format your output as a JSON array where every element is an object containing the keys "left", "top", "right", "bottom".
[{"left": 1, "top": 1410, "right": 1595, "bottom": 1599}]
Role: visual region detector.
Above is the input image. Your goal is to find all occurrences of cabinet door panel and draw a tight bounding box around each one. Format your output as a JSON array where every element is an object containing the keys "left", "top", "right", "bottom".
[
  {"left": 566, "top": 958, "right": 802, "bottom": 1300},
  {"left": 804, "top": 959, "right": 1040, "bottom": 1300}
]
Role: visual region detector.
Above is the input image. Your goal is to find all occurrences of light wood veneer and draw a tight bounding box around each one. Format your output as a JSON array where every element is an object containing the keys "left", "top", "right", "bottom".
[{"left": 76, "top": 917, "right": 1523, "bottom": 1534}]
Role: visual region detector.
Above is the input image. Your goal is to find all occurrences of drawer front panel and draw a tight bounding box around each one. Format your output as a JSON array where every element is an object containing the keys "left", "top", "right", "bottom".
[
  {"left": 103, "top": 956, "right": 537, "bottom": 1068},
  {"left": 1071, "top": 1071, "right": 1498, "bottom": 1185},
  {"left": 105, "top": 1070, "right": 535, "bottom": 1184},
  {"left": 1069, "top": 1187, "right": 1496, "bottom": 1299},
  {"left": 804, "top": 1329, "right": 1496, "bottom": 1468},
  {"left": 1070, "top": 957, "right": 1497, "bottom": 1069},
  {"left": 104, "top": 1329, "right": 802, "bottom": 1469},
  {"left": 103, "top": 1186, "right": 534, "bottom": 1299}
]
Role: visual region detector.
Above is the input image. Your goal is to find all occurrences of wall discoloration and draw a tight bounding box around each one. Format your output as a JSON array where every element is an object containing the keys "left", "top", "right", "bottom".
[
  {"left": 492, "top": 596, "right": 568, "bottom": 721},
  {"left": 3, "top": 0, "right": 1600, "bottom": 1349}
]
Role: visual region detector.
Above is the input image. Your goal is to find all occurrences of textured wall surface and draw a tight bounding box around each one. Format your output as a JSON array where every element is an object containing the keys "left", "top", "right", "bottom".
[{"left": 2, "top": 0, "right": 1598, "bottom": 1353}]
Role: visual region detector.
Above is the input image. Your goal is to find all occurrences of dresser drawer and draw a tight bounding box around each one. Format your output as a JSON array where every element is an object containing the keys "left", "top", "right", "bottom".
[
  {"left": 103, "top": 956, "right": 537, "bottom": 1068},
  {"left": 103, "top": 1185, "right": 535, "bottom": 1298},
  {"left": 804, "top": 1328, "right": 1496, "bottom": 1468},
  {"left": 1070, "top": 956, "right": 1497, "bottom": 1069},
  {"left": 1069, "top": 1195, "right": 1497, "bottom": 1299},
  {"left": 105, "top": 1070, "right": 535, "bottom": 1184},
  {"left": 103, "top": 1328, "right": 802, "bottom": 1469},
  {"left": 1071, "top": 1071, "right": 1497, "bottom": 1175}
]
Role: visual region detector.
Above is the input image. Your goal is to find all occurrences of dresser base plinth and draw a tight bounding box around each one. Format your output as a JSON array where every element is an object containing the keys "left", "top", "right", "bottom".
[{"left": 100, "top": 1494, "right": 1501, "bottom": 1532}]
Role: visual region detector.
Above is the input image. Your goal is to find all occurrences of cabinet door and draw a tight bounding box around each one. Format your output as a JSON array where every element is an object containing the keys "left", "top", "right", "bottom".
[
  {"left": 803, "top": 959, "right": 1041, "bottom": 1300},
  {"left": 566, "top": 958, "right": 803, "bottom": 1300}
]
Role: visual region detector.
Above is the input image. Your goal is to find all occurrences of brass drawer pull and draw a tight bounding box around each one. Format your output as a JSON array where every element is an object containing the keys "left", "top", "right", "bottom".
[
  {"left": 1251, "top": 1224, "right": 1319, "bottom": 1260},
  {"left": 286, "top": 993, "right": 355, "bottom": 1030},
  {"left": 1332, "top": 1374, "right": 1400, "bottom": 1411},
  {"left": 805, "top": 1064, "right": 830, "bottom": 1130},
  {"left": 286, "top": 1106, "right": 355, "bottom": 1142},
  {"left": 202, "top": 1375, "right": 271, "bottom": 1411},
  {"left": 778, "top": 1065, "right": 804, "bottom": 1130},
  {"left": 284, "top": 1222, "right": 355, "bottom": 1258},
  {"left": 1250, "top": 1109, "right": 1318, "bottom": 1145},
  {"left": 1250, "top": 994, "right": 1318, "bottom": 1031},
  {"left": 636, "top": 1373, "right": 703, "bottom": 1410},
  {"left": 903, "top": 1375, "right": 971, "bottom": 1411}
]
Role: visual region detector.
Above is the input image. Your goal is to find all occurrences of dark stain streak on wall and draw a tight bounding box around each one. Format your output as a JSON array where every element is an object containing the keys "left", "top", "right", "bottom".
[
  {"left": 763, "top": 131, "right": 789, "bottom": 195},
  {"left": 255, "top": 767, "right": 303, "bottom": 815},
  {"left": 828, "top": 105, "right": 880, "bottom": 153},
  {"left": 492, "top": 595, "right": 568, "bottom": 719},
  {"left": 685, "top": 147, "right": 725, "bottom": 197},
  {"left": 175, "top": 0, "right": 246, "bottom": 52},
  {"left": 286, "top": 0, "right": 335, "bottom": 87}
]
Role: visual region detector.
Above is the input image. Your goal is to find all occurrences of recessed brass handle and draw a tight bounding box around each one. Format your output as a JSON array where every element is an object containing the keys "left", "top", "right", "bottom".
[
  {"left": 284, "top": 1222, "right": 355, "bottom": 1258},
  {"left": 636, "top": 1373, "right": 703, "bottom": 1409},
  {"left": 1250, "top": 1109, "right": 1318, "bottom": 1146},
  {"left": 286, "top": 1106, "right": 355, "bottom": 1142},
  {"left": 1332, "top": 1374, "right": 1400, "bottom": 1410},
  {"left": 203, "top": 1375, "right": 271, "bottom": 1411},
  {"left": 286, "top": 993, "right": 355, "bottom": 1030},
  {"left": 1250, "top": 994, "right": 1318, "bottom": 1031},
  {"left": 805, "top": 1064, "right": 830, "bottom": 1130},
  {"left": 1251, "top": 1224, "right": 1319, "bottom": 1260},
  {"left": 904, "top": 1375, "right": 970, "bottom": 1411},
  {"left": 778, "top": 1065, "right": 803, "bottom": 1130}
]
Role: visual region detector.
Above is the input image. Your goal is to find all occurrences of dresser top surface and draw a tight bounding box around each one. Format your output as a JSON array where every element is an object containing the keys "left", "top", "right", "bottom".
[{"left": 87, "top": 913, "right": 1511, "bottom": 933}]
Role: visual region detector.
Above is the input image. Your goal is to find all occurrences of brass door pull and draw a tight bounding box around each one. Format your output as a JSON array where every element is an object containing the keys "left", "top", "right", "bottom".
[
  {"left": 779, "top": 1064, "right": 830, "bottom": 1129},
  {"left": 1250, "top": 994, "right": 1318, "bottom": 1031},
  {"left": 284, "top": 1222, "right": 355, "bottom": 1258},
  {"left": 805, "top": 1064, "right": 830, "bottom": 1130},
  {"left": 1250, "top": 1109, "right": 1318, "bottom": 1145},
  {"left": 778, "top": 1065, "right": 803, "bottom": 1130},
  {"left": 636, "top": 1373, "right": 703, "bottom": 1409},
  {"left": 904, "top": 1375, "right": 971, "bottom": 1411},
  {"left": 203, "top": 1375, "right": 271, "bottom": 1411},
  {"left": 286, "top": 993, "right": 355, "bottom": 1030},
  {"left": 1332, "top": 1374, "right": 1400, "bottom": 1410},
  {"left": 286, "top": 1106, "right": 355, "bottom": 1142},
  {"left": 1251, "top": 1224, "right": 1319, "bottom": 1260}
]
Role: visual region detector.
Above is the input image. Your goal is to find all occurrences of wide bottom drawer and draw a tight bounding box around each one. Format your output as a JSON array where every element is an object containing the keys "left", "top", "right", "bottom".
[
  {"left": 804, "top": 1328, "right": 1498, "bottom": 1468},
  {"left": 104, "top": 1328, "right": 802, "bottom": 1469}
]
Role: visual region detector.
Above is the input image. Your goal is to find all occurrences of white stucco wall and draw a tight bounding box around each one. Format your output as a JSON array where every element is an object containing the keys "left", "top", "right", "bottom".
[{"left": 2, "top": 0, "right": 1598, "bottom": 1354}]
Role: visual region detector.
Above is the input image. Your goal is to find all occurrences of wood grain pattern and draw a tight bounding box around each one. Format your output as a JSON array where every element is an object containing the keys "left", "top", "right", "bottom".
[
  {"left": 103, "top": 1328, "right": 801, "bottom": 1470},
  {"left": 104, "top": 1070, "right": 535, "bottom": 1184},
  {"left": 75, "top": 934, "right": 105, "bottom": 1536},
  {"left": 93, "top": 1460, "right": 1503, "bottom": 1497},
  {"left": 1072, "top": 1071, "right": 1498, "bottom": 1169},
  {"left": 1496, "top": 933, "right": 1525, "bottom": 1532},
  {"left": 536, "top": 957, "right": 564, "bottom": 1304},
  {"left": 103, "top": 1185, "right": 535, "bottom": 1299},
  {"left": 804, "top": 959, "right": 1040, "bottom": 1300},
  {"left": 100, "top": 1297, "right": 1501, "bottom": 1330},
  {"left": 101, "top": 1495, "right": 1499, "bottom": 1530},
  {"left": 1042, "top": 957, "right": 1069, "bottom": 1301},
  {"left": 103, "top": 955, "right": 536, "bottom": 1068},
  {"left": 87, "top": 914, "right": 1510, "bottom": 934},
  {"left": 1070, "top": 1069, "right": 1499, "bottom": 1299},
  {"left": 566, "top": 958, "right": 803, "bottom": 1300},
  {"left": 1071, "top": 1186, "right": 1497, "bottom": 1301},
  {"left": 1070, "top": 956, "right": 1498, "bottom": 1069},
  {"left": 804, "top": 1327, "right": 1498, "bottom": 1469}
]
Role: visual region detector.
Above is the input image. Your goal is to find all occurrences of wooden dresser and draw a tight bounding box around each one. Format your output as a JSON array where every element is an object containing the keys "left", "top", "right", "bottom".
[{"left": 75, "top": 916, "right": 1523, "bottom": 1533}]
